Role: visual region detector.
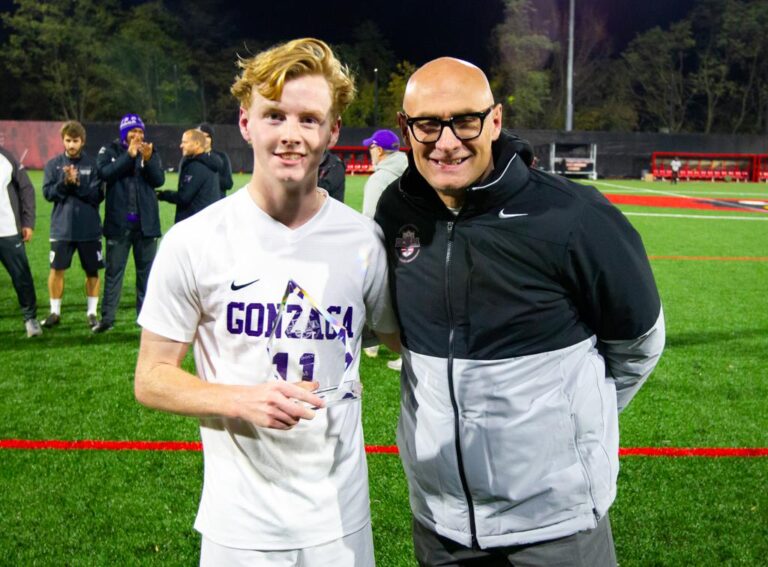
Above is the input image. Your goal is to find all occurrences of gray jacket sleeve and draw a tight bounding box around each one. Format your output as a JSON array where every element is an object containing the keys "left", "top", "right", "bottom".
[
  {"left": 15, "top": 163, "right": 36, "bottom": 229},
  {"left": 362, "top": 170, "right": 391, "bottom": 219},
  {"left": 600, "top": 307, "right": 665, "bottom": 412}
]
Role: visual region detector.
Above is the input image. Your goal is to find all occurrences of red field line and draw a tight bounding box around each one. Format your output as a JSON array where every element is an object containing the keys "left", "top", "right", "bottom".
[
  {"left": 649, "top": 255, "right": 768, "bottom": 262},
  {"left": 1, "top": 439, "right": 766, "bottom": 457}
]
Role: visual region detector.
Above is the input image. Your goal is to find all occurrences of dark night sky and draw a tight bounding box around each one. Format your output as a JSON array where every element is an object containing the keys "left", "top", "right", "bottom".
[
  {"left": 0, "top": 0, "right": 699, "bottom": 70},
  {"left": 212, "top": 0, "right": 699, "bottom": 69}
]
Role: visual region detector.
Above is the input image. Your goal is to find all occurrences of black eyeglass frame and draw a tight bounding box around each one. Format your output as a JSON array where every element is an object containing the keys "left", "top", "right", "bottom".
[{"left": 400, "top": 104, "right": 497, "bottom": 143}]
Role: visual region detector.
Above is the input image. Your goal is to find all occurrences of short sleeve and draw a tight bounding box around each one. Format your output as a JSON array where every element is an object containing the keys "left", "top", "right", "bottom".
[{"left": 137, "top": 226, "right": 202, "bottom": 343}]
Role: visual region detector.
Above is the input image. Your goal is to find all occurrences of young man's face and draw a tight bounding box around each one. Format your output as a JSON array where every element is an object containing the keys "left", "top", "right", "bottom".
[
  {"left": 238, "top": 74, "right": 340, "bottom": 191},
  {"left": 63, "top": 135, "right": 84, "bottom": 159}
]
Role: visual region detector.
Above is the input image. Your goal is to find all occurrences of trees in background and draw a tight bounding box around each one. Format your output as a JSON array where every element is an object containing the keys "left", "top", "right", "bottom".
[
  {"left": 2, "top": 0, "right": 120, "bottom": 121},
  {"left": 1, "top": 0, "right": 767, "bottom": 133},
  {"left": 491, "top": 0, "right": 768, "bottom": 134}
]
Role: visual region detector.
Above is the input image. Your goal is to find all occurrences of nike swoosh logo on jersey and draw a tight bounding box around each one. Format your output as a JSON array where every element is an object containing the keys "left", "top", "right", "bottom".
[
  {"left": 230, "top": 279, "right": 260, "bottom": 291},
  {"left": 498, "top": 210, "right": 529, "bottom": 219}
]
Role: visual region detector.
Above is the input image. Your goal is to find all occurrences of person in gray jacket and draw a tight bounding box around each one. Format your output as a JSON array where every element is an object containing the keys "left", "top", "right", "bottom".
[
  {"left": 375, "top": 58, "right": 665, "bottom": 566},
  {"left": 0, "top": 145, "right": 41, "bottom": 337},
  {"left": 361, "top": 129, "right": 407, "bottom": 367},
  {"left": 41, "top": 121, "right": 104, "bottom": 329},
  {"left": 361, "top": 129, "right": 408, "bottom": 218}
]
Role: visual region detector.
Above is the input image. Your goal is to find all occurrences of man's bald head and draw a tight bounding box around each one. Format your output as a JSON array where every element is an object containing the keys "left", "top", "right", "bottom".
[
  {"left": 403, "top": 58, "right": 494, "bottom": 115},
  {"left": 399, "top": 57, "right": 502, "bottom": 206}
]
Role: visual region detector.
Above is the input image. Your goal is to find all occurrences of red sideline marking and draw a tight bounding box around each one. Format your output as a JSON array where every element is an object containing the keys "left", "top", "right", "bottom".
[
  {"left": 365, "top": 445, "right": 399, "bottom": 454},
  {"left": 1, "top": 439, "right": 766, "bottom": 457},
  {"left": 649, "top": 255, "right": 768, "bottom": 262},
  {"left": 0, "top": 439, "right": 202, "bottom": 451},
  {"left": 605, "top": 193, "right": 768, "bottom": 212}
]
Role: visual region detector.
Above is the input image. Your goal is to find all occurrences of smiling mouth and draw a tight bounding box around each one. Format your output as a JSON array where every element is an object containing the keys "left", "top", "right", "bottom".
[
  {"left": 431, "top": 157, "right": 468, "bottom": 166},
  {"left": 276, "top": 153, "right": 304, "bottom": 161}
]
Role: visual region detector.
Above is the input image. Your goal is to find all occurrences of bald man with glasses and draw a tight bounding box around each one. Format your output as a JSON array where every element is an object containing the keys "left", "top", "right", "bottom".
[{"left": 374, "top": 57, "right": 665, "bottom": 566}]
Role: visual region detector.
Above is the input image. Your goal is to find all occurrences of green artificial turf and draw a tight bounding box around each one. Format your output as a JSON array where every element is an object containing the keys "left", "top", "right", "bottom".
[{"left": 0, "top": 174, "right": 766, "bottom": 565}]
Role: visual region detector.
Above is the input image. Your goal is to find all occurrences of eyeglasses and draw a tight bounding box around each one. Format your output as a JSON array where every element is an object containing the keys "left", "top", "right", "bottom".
[{"left": 401, "top": 105, "right": 496, "bottom": 143}]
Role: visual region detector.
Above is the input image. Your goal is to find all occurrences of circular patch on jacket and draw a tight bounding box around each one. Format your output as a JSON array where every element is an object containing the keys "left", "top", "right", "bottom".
[{"left": 395, "top": 224, "right": 421, "bottom": 263}]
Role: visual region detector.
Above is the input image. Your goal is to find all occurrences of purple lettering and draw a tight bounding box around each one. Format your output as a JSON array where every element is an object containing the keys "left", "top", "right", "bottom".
[
  {"left": 343, "top": 306, "right": 354, "bottom": 338},
  {"left": 245, "top": 303, "right": 265, "bottom": 337},
  {"left": 227, "top": 302, "right": 245, "bottom": 333},
  {"left": 325, "top": 306, "right": 341, "bottom": 339}
]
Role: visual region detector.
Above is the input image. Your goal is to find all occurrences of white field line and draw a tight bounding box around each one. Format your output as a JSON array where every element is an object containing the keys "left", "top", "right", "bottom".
[
  {"left": 624, "top": 212, "right": 768, "bottom": 221},
  {"left": 590, "top": 180, "right": 768, "bottom": 215}
]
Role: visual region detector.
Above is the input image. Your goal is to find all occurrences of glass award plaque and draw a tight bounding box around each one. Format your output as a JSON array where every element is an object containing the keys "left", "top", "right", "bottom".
[{"left": 264, "top": 279, "right": 360, "bottom": 408}]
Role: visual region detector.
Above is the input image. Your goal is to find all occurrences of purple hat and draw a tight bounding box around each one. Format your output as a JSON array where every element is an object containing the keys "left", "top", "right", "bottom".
[
  {"left": 363, "top": 129, "right": 400, "bottom": 150},
  {"left": 119, "top": 113, "right": 145, "bottom": 146}
]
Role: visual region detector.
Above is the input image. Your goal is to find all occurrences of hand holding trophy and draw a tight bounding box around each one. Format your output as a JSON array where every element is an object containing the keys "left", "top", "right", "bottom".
[{"left": 265, "top": 279, "right": 362, "bottom": 409}]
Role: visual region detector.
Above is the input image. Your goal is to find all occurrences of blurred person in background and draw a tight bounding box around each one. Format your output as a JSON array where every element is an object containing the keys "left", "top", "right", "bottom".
[
  {"left": 93, "top": 113, "right": 164, "bottom": 333},
  {"left": 318, "top": 148, "right": 345, "bottom": 202},
  {"left": 157, "top": 129, "right": 220, "bottom": 223},
  {"left": 197, "top": 122, "right": 234, "bottom": 198},
  {"left": 360, "top": 129, "right": 407, "bottom": 367},
  {"left": 0, "top": 145, "right": 41, "bottom": 337},
  {"left": 41, "top": 121, "right": 104, "bottom": 329}
]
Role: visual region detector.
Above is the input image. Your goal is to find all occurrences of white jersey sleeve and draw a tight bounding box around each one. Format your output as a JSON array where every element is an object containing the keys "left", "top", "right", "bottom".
[
  {"left": 363, "top": 223, "right": 399, "bottom": 335},
  {"left": 138, "top": 224, "right": 201, "bottom": 343}
]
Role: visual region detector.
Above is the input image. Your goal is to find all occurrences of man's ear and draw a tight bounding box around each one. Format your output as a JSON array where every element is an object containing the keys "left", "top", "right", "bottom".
[
  {"left": 328, "top": 116, "right": 341, "bottom": 148},
  {"left": 398, "top": 112, "right": 411, "bottom": 147},
  {"left": 490, "top": 103, "right": 503, "bottom": 141},
  {"left": 238, "top": 107, "right": 251, "bottom": 144}
]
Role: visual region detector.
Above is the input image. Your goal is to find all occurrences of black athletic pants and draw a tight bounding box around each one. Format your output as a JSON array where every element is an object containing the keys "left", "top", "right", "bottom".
[
  {"left": 101, "top": 226, "right": 157, "bottom": 325},
  {"left": 413, "top": 514, "right": 617, "bottom": 567},
  {"left": 0, "top": 234, "right": 37, "bottom": 321}
]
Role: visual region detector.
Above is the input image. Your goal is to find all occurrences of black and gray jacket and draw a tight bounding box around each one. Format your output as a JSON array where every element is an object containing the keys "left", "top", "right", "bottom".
[
  {"left": 375, "top": 131, "right": 665, "bottom": 549},
  {"left": 0, "top": 145, "right": 35, "bottom": 237},
  {"left": 97, "top": 140, "right": 164, "bottom": 239},
  {"left": 42, "top": 151, "right": 104, "bottom": 241},
  {"left": 158, "top": 153, "right": 220, "bottom": 223}
]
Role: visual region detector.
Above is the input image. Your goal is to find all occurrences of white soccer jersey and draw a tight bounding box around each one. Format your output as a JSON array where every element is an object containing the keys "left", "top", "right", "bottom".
[{"left": 138, "top": 187, "right": 398, "bottom": 550}]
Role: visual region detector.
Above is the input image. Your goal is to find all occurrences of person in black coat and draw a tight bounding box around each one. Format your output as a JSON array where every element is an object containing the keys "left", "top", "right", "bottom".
[
  {"left": 157, "top": 129, "right": 221, "bottom": 223},
  {"left": 92, "top": 113, "right": 164, "bottom": 333},
  {"left": 41, "top": 121, "right": 104, "bottom": 329},
  {"left": 197, "top": 123, "right": 234, "bottom": 198},
  {"left": 318, "top": 149, "right": 345, "bottom": 202}
]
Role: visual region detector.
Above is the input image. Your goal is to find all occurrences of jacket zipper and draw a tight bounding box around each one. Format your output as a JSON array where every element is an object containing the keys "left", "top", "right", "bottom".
[
  {"left": 444, "top": 220, "right": 480, "bottom": 548},
  {"left": 571, "top": 413, "right": 599, "bottom": 523}
]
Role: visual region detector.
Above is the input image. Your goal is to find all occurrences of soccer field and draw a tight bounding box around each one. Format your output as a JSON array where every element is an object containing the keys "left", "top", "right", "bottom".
[{"left": 0, "top": 173, "right": 766, "bottom": 565}]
